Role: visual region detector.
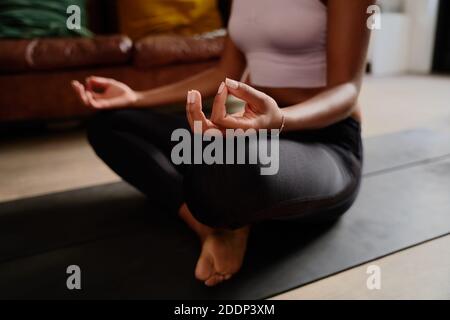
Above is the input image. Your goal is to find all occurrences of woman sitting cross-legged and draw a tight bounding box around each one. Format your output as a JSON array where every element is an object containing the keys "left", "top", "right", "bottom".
[{"left": 72, "top": 0, "right": 373, "bottom": 286}]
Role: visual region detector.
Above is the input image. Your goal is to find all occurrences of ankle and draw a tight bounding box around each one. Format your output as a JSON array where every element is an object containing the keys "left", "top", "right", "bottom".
[
  {"left": 179, "top": 203, "right": 214, "bottom": 239},
  {"left": 215, "top": 225, "right": 250, "bottom": 239}
]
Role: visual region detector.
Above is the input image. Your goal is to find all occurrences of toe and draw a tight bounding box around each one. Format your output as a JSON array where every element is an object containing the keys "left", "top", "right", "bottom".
[
  {"left": 205, "top": 274, "right": 223, "bottom": 287},
  {"left": 195, "top": 252, "right": 214, "bottom": 281}
]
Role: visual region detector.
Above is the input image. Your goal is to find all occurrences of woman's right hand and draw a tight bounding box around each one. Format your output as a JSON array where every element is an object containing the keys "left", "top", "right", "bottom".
[{"left": 71, "top": 76, "right": 139, "bottom": 109}]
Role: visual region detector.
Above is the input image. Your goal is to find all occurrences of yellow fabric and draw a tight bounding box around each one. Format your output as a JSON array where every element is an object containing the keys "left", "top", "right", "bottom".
[{"left": 117, "top": 0, "right": 222, "bottom": 40}]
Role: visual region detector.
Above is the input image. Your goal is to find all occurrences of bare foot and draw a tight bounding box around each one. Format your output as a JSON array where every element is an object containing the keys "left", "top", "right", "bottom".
[
  {"left": 195, "top": 227, "right": 250, "bottom": 287},
  {"left": 178, "top": 203, "right": 250, "bottom": 286}
]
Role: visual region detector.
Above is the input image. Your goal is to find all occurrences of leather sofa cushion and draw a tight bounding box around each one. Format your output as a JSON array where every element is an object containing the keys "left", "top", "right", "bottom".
[
  {"left": 0, "top": 35, "right": 132, "bottom": 73},
  {"left": 134, "top": 33, "right": 225, "bottom": 68}
]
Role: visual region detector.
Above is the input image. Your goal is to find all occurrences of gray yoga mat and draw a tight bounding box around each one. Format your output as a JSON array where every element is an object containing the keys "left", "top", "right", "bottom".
[{"left": 0, "top": 129, "right": 449, "bottom": 299}]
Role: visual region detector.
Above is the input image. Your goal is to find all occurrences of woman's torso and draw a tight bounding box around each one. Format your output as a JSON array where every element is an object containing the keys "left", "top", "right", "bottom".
[{"left": 228, "top": 0, "right": 361, "bottom": 122}]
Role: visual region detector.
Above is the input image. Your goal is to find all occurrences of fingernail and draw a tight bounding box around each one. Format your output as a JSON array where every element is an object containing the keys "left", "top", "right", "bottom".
[
  {"left": 187, "top": 90, "right": 196, "bottom": 104},
  {"left": 217, "top": 82, "right": 225, "bottom": 95},
  {"left": 187, "top": 91, "right": 192, "bottom": 104},
  {"left": 225, "top": 78, "right": 239, "bottom": 89}
]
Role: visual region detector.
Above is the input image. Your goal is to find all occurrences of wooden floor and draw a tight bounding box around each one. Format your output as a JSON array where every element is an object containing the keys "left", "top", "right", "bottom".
[
  {"left": 272, "top": 235, "right": 450, "bottom": 300},
  {"left": 1, "top": 74, "right": 450, "bottom": 299}
]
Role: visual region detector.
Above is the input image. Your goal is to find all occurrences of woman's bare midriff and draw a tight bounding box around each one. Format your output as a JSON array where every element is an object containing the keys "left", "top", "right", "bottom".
[{"left": 250, "top": 84, "right": 362, "bottom": 123}]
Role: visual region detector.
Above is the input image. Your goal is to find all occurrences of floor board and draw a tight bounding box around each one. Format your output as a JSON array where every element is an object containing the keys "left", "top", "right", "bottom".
[{"left": 271, "top": 234, "right": 450, "bottom": 300}]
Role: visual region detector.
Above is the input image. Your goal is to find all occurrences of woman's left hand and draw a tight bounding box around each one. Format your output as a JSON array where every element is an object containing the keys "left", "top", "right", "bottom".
[
  {"left": 186, "top": 79, "right": 284, "bottom": 134},
  {"left": 212, "top": 78, "right": 284, "bottom": 131}
]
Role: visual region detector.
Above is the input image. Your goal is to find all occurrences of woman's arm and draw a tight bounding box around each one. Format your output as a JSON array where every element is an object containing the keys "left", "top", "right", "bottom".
[
  {"left": 281, "top": 0, "right": 375, "bottom": 131},
  {"left": 72, "top": 37, "right": 246, "bottom": 109},
  {"left": 135, "top": 37, "right": 246, "bottom": 107}
]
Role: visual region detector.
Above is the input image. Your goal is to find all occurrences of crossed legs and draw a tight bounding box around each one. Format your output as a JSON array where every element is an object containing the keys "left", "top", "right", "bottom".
[{"left": 87, "top": 109, "right": 360, "bottom": 286}]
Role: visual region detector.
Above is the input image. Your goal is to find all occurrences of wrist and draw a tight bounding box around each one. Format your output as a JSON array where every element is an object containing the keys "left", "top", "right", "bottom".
[
  {"left": 132, "top": 91, "right": 146, "bottom": 108},
  {"left": 279, "top": 109, "right": 289, "bottom": 132},
  {"left": 279, "top": 108, "right": 300, "bottom": 132},
  {"left": 276, "top": 110, "right": 286, "bottom": 133}
]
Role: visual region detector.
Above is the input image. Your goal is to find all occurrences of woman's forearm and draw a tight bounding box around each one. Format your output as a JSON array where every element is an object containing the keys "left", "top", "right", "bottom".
[
  {"left": 133, "top": 67, "right": 228, "bottom": 108},
  {"left": 281, "top": 83, "right": 359, "bottom": 131}
]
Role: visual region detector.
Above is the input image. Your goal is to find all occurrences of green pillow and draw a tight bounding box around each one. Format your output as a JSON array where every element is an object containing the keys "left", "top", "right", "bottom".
[{"left": 0, "top": 0, "right": 93, "bottom": 39}]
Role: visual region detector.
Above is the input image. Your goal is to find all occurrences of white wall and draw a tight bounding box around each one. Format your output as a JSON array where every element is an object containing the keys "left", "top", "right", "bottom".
[
  {"left": 369, "top": 0, "right": 440, "bottom": 75},
  {"left": 405, "top": 0, "right": 440, "bottom": 73},
  {"left": 370, "top": 13, "right": 410, "bottom": 76}
]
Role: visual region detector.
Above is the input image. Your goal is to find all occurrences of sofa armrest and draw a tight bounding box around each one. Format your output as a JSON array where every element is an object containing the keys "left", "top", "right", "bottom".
[
  {"left": 134, "top": 32, "right": 226, "bottom": 68},
  {"left": 0, "top": 35, "right": 132, "bottom": 73}
]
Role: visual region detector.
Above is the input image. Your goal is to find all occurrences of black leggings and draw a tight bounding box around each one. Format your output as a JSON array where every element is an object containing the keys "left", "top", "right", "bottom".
[{"left": 87, "top": 109, "right": 363, "bottom": 229}]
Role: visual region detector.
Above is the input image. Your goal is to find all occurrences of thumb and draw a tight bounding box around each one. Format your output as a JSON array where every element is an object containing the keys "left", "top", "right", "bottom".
[
  {"left": 225, "top": 78, "right": 269, "bottom": 106},
  {"left": 187, "top": 90, "right": 209, "bottom": 132}
]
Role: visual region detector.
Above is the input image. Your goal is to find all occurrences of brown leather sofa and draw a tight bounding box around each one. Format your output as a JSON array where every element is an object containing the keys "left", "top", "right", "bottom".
[{"left": 0, "top": 0, "right": 229, "bottom": 123}]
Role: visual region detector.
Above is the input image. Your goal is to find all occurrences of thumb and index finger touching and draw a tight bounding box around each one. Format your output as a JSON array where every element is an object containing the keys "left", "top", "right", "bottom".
[{"left": 211, "top": 78, "right": 268, "bottom": 129}]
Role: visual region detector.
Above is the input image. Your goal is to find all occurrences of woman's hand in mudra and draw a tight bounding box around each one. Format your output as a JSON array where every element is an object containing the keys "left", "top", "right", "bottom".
[
  {"left": 71, "top": 76, "right": 139, "bottom": 109},
  {"left": 186, "top": 78, "right": 284, "bottom": 134}
]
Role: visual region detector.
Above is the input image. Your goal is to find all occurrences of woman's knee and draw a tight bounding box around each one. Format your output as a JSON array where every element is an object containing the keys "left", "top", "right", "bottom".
[
  {"left": 183, "top": 163, "right": 265, "bottom": 229},
  {"left": 86, "top": 112, "right": 113, "bottom": 153},
  {"left": 87, "top": 109, "right": 140, "bottom": 152}
]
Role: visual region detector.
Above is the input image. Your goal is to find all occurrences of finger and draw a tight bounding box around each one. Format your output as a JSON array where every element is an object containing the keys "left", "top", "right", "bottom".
[
  {"left": 89, "top": 91, "right": 105, "bottom": 99},
  {"left": 186, "top": 91, "right": 194, "bottom": 129},
  {"left": 213, "top": 110, "right": 257, "bottom": 130},
  {"left": 85, "top": 91, "right": 100, "bottom": 108},
  {"left": 187, "top": 90, "right": 209, "bottom": 133},
  {"left": 210, "top": 81, "right": 228, "bottom": 123},
  {"left": 225, "top": 78, "right": 270, "bottom": 106},
  {"left": 86, "top": 91, "right": 108, "bottom": 109},
  {"left": 210, "top": 81, "right": 257, "bottom": 130},
  {"left": 214, "top": 104, "right": 256, "bottom": 130},
  {"left": 71, "top": 81, "right": 89, "bottom": 106},
  {"left": 86, "top": 76, "right": 113, "bottom": 93},
  {"left": 231, "top": 110, "right": 245, "bottom": 118},
  {"left": 87, "top": 76, "right": 114, "bottom": 87},
  {"left": 85, "top": 82, "right": 105, "bottom": 100}
]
